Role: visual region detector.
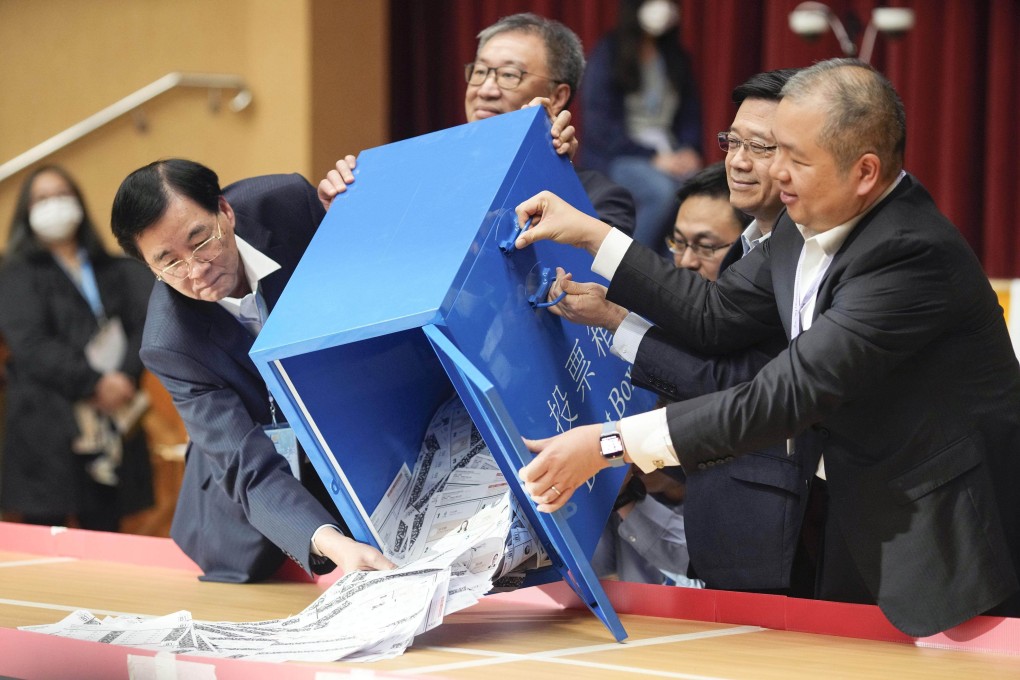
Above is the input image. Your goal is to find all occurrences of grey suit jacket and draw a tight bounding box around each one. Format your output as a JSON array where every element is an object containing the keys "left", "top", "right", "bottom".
[
  {"left": 140, "top": 174, "right": 338, "bottom": 582},
  {"left": 608, "top": 174, "right": 1020, "bottom": 636}
]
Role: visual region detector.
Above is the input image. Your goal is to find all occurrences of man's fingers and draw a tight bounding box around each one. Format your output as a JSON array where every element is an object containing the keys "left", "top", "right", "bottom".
[
  {"left": 559, "top": 276, "right": 590, "bottom": 296},
  {"left": 370, "top": 552, "right": 397, "bottom": 570}
]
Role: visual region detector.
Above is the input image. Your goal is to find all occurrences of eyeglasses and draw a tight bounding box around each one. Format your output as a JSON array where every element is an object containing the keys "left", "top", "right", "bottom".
[
  {"left": 665, "top": 235, "right": 735, "bottom": 259},
  {"left": 464, "top": 62, "right": 557, "bottom": 90},
  {"left": 155, "top": 217, "right": 224, "bottom": 281},
  {"left": 717, "top": 132, "right": 777, "bottom": 159}
]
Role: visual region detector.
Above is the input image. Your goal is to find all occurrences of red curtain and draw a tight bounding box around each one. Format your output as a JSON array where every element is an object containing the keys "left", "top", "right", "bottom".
[{"left": 390, "top": 0, "right": 1020, "bottom": 276}]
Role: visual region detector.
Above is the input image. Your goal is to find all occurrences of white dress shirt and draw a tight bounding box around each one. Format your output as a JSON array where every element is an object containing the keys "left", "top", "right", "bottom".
[{"left": 216, "top": 235, "right": 281, "bottom": 335}]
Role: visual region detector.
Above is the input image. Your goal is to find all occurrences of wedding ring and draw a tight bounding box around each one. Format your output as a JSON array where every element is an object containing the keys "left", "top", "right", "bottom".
[{"left": 550, "top": 485, "right": 562, "bottom": 497}]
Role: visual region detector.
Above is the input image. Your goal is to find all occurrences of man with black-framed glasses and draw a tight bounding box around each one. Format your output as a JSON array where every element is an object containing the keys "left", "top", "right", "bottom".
[
  {"left": 541, "top": 70, "right": 812, "bottom": 596},
  {"left": 111, "top": 158, "right": 394, "bottom": 584}
]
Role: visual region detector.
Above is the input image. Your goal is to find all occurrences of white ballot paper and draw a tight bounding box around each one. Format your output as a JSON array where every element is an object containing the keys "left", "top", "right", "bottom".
[{"left": 21, "top": 396, "right": 551, "bottom": 663}]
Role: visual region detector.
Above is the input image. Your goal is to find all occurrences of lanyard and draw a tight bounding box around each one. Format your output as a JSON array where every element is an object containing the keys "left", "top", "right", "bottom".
[
  {"left": 78, "top": 255, "right": 106, "bottom": 320},
  {"left": 791, "top": 250, "right": 832, "bottom": 339},
  {"left": 56, "top": 248, "right": 106, "bottom": 321},
  {"left": 268, "top": 391, "right": 279, "bottom": 426}
]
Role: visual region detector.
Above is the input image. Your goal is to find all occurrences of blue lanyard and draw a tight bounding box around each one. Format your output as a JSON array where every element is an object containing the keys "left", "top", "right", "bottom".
[
  {"left": 55, "top": 248, "right": 105, "bottom": 321},
  {"left": 76, "top": 251, "right": 106, "bottom": 321}
]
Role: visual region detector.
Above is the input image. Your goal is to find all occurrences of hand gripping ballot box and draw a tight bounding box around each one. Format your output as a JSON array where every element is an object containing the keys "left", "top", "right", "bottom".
[{"left": 250, "top": 107, "right": 655, "bottom": 641}]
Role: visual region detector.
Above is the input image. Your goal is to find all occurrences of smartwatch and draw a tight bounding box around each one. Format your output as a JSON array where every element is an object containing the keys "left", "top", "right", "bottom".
[{"left": 600, "top": 421, "right": 627, "bottom": 467}]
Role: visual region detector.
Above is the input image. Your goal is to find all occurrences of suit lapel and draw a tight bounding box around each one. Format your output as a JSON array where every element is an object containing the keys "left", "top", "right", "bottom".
[
  {"left": 812, "top": 175, "right": 915, "bottom": 316},
  {"left": 186, "top": 296, "right": 263, "bottom": 384},
  {"left": 767, "top": 217, "right": 803, "bottom": 339}
]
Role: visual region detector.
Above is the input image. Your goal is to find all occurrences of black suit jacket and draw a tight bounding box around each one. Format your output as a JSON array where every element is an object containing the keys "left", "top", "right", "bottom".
[
  {"left": 577, "top": 168, "right": 635, "bottom": 237},
  {"left": 630, "top": 238, "right": 800, "bottom": 591},
  {"left": 608, "top": 174, "right": 1020, "bottom": 636},
  {"left": 0, "top": 252, "right": 153, "bottom": 518},
  {"left": 140, "top": 174, "right": 339, "bottom": 582}
]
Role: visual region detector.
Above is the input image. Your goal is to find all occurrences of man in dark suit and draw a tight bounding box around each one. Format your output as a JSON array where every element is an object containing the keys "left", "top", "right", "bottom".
[
  {"left": 512, "top": 59, "right": 1020, "bottom": 636},
  {"left": 319, "top": 13, "right": 635, "bottom": 235},
  {"left": 111, "top": 159, "right": 393, "bottom": 582}
]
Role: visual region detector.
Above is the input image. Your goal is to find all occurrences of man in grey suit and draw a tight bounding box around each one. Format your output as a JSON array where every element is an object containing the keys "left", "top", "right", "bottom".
[
  {"left": 111, "top": 159, "right": 393, "bottom": 582},
  {"left": 511, "top": 59, "right": 1020, "bottom": 636}
]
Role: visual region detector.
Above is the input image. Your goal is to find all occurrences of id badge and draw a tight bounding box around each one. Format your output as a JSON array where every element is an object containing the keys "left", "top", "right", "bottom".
[{"left": 264, "top": 424, "right": 300, "bottom": 480}]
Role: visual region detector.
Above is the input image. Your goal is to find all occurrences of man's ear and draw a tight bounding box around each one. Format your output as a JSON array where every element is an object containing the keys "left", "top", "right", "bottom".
[
  {"left": 855, "top": 153, "right": 881, "bottom": 197},
  {"left": 548, "top": 83, "right": 572, "bottom": 115},
  {"left": 218, "top": 196, "right": 236, "bottom": 231}
]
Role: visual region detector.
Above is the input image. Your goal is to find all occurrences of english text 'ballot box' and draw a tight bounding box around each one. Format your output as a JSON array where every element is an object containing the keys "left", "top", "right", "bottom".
[{"left": 250, "top": 107, "right": 656, "bottom": 641}]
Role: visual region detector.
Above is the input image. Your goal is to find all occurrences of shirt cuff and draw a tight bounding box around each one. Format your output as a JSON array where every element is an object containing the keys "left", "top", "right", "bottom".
[
  {"left": 310, "top": 524, "right": 342, "bottom": 557},
  {"left": 610, "top": 313, "right": 652, "bottom": 363},
  {"left": 618, "top": 408, "right": 679, "bottom": 474},
  {"left": 592, "top": 228, "right": 632, "bottom": 281}
]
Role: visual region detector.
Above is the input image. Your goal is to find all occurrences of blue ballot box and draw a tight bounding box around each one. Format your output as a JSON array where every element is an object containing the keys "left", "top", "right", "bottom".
[{"left": 250, "top": 107, "right": 656, "bottom": 641}]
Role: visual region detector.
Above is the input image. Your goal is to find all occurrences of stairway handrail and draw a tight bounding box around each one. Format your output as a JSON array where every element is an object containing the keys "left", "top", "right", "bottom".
[{"left": 0, "top": 72, "right": 251, "bottom": 184}]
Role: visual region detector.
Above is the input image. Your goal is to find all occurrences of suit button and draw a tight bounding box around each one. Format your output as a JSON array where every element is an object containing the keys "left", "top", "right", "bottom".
[
  {"left": 697, "top": 463, "right": 706, "bottom": 470},
  {"left": 706, "top": 460, "right": 715, "bottom": 467},
  {"left": 725, "top": 456, "right": 734, "bottom": 463}
]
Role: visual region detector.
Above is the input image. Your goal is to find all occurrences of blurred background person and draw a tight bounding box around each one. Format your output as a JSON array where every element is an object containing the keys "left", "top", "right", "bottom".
[
  {"left": 581, "top": 0, "right": 703, "bottom": 253},
  {"left": 0, "top": 165, "right": 153, "bottom": 531}
]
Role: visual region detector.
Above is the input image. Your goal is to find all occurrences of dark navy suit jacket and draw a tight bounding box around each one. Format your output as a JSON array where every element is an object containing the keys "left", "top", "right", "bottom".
[
  {"left": 140, "top": 174, "right": 339, "bottom": 582},
  {"left": 630, "top": 240, "right": 802, "bottom": 590}
]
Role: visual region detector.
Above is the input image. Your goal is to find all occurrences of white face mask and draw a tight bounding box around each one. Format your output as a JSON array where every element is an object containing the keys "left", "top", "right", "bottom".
[
  {"left": 29, "top": 195, "right": 83, "bottom": 242},
  {"left": 638, "top": 0, "right": 679, "bottom": 37}
]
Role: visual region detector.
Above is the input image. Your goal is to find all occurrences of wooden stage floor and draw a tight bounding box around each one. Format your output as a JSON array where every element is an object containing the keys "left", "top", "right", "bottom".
[{"left": 1, "top": 523, "right": 1019, "bottom": 679}]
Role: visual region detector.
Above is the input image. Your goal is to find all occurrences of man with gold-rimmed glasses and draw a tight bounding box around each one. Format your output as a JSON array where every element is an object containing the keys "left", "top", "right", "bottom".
[{"left": 112, "top": 158, "right": 394, "bottom": 583}]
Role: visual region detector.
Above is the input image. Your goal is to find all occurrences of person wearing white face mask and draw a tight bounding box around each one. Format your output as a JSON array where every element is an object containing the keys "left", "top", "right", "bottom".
[
  {"left": 581, "top": 0, "right": 703, "bottom": 254},
  {"left": 0, "top": 165, "right": 154, "bottom": 531}
]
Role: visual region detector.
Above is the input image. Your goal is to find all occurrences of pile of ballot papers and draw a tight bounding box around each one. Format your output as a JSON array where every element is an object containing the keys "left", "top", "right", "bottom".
[{"left": 22, "top": 396, "right": 550, "bottom": 662}]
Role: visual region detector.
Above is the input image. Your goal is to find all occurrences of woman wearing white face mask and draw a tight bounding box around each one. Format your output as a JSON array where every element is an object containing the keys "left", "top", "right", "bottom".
[
  {"left": 0, "top": 165, "right": 154, "bottom": 531},
  {"left": 581, "top": 0, "right": 704, "bottom": 255}
]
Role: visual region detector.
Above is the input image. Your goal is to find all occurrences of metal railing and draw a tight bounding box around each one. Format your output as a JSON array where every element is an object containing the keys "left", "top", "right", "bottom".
[{"left": 0, "top": 72, "right": 252, "bottom": 184}]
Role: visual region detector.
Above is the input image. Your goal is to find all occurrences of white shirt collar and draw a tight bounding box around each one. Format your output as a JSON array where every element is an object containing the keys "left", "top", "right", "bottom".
[
  {"left": 216, "top": 235, "right": 282, "bottom": 319},
  {"left": 794, "top": 171, "right": 905, "bottom": 251},
  {"left": 740, "top": 219, "right": 772, "bottom": 255}
]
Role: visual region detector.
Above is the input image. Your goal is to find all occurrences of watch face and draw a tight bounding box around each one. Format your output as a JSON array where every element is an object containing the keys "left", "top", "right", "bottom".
[{"left": 600, "top": 434, "right": 623, "bottom": 457}]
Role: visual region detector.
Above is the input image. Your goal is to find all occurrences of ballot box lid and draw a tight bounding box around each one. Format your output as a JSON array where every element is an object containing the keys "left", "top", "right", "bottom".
[{"left": 423, "top": 324, "right": 626, "bottom": 642}]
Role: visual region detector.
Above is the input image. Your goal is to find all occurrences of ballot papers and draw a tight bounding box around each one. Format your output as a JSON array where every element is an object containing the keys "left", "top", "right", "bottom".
[
  {"left": 372, "top": 394, "right": 549, "bottom": 581},
  {"left": 22, "top": 494, "right": 518, "bottom": 663},
  {"left": 21, "top": 397, "right": 549, "bottom": 663}
]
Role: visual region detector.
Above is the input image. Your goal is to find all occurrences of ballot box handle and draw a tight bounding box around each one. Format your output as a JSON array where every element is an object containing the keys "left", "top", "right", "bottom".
[
  {"left": 497, "top": 213, "right": 565, "bottom": 309},
  {"left": 528, "top": 266, "right": 566, "bottom": 309},
  {"left": 498, "top": 216, "right": 529, "bottom": 254}
]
